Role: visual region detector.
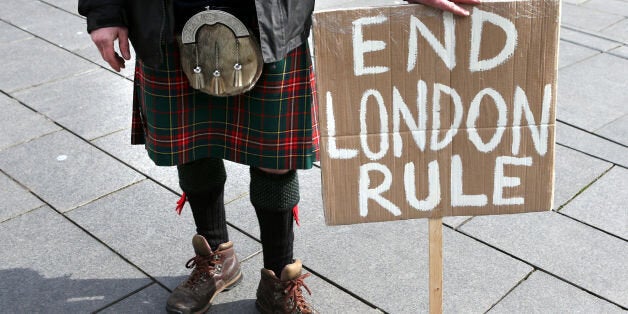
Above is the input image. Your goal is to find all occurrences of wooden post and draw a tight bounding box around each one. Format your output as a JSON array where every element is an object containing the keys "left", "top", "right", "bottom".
[{"left": 429, "top": 217, "right": 443, "bottom": 314}]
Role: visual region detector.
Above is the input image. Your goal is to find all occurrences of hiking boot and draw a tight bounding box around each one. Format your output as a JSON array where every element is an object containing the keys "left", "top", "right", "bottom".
[
  {"left": 166, "top": 235, "right": 242, "bottom": 314},
  {"left": 255, "top": 259, "right": 318, "bottom": 314}
]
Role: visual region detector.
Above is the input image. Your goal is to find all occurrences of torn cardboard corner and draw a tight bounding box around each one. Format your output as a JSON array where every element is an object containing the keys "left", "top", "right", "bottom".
[{"left": 312, "top": 1, "right": 561, "bottom": 225}]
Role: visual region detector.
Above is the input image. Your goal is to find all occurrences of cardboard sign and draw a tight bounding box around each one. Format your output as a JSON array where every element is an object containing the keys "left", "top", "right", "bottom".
[{"left": 312, "top": 1, "right": 560, "bottom": 225}]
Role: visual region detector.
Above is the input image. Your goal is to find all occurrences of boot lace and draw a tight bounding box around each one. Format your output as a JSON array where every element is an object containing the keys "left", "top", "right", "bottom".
[
  {"left": 282, "top": 273, "right": 313, "bottom": 313},
  {"left": 182, "top": 253, "right": 219, "bottom": 288}
]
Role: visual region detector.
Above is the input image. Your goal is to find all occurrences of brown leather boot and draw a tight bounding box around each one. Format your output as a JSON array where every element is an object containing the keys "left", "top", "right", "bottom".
[
  {"left": 255, "top": 259, "right": 319, "bottom": 314},
  {"left": 166, "top": 235, "right": 242, "bottom": 314}
]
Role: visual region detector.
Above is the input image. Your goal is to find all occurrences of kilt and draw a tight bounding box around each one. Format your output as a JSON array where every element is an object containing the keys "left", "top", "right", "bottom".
[{"left": 131, "top": 41, "right": 320, "bottom": 169}]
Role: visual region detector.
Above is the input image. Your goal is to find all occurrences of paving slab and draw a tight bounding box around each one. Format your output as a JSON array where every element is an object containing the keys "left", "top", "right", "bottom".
[
  {"left": 209, "top": 253, "right": 381, "bottom": 314},
  {"left": 0, "top": 206, "right": 151, "bottom": 313},
  {"left": 560, "top": 167, "right": 628, "bottom": 240},
  {"left": 0, "top": 130, "right": 144, "bottom": 212},
  {"left": 226, "top": 169, "right": 533, "bottom": 313},
  {"left": 99, "top": 283, "right": 170, "bottom": 314},
  {"left": 609, "top": 45, "right": 628, "bottom": 59},
  {"left": 559, "top": 28, "right": 623, "bottom": 52},
  {"left": 2, "top": 0, "right": 92, "bottom": 52},
  {"left": 0, "top": 20, "right": 32, "bottom": 43},
  {"left": 556, "top": 122, "right": 628, "bottom": 168},
  {"left": 558, "top": 40, "right": 600, "bottom": 69},
  {"left": 490, "top": 271, "right": 625, "bottom": 313},
  {"left": 66, "top": 179, "right": 261, "bottom": 290},
  {"left": 41, "top": 0, "right": 78, "bottom": 14},
  {"left": 557, "top": 53, "right": 628, "bottom": 132},
  {"left": 561, "top": 3, "right": 625, "bottom": 32},
  {"left": 596, "top": 114, "right": 628, "bottom": 147},
  {"left": 553, "top": 145, "right": 612, "bottom": 209},
  {"left": 0, "top": 94, "right": 60, "bottom": 151},
  {"left": 0, "top": 171, "right": 43, "bottom": 223},
  {"left": 0, "top": 37, "right": 95, "bottom": 93},
  {"left": 75, "top": 43, "right": 137, "bottom": 79},
  {"left": 582, "top": 0, "right": 628, "bottom": 18},
  {"left": 91, "top": 129, "right": 252, "bottom": 202},
  {"left": 459, "top": 211, "right": 628, "bottom": 307},
  {"left": 13, "top": 69, "right": 132, "bottom": 140}
]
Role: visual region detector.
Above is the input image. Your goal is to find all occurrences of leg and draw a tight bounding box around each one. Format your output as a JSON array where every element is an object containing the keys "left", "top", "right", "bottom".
[{"left": 177, "top": 158, "right": 229, "bottom": 250}]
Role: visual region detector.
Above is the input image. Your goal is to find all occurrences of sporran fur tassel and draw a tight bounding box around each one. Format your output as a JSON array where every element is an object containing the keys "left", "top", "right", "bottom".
[
  {"left": 210, "top": 69, "right": 225, "bottom": 95},
  {"left": 233, "top": 63, "right": 243, "bottom": 88},
  {"left": 191, "top": 66, "right": 205, "bottom": 89}
]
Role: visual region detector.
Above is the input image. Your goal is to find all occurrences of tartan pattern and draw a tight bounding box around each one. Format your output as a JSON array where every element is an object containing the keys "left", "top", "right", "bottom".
[{"left": 131, "top": 41, "right": 320, "bottom": 169}]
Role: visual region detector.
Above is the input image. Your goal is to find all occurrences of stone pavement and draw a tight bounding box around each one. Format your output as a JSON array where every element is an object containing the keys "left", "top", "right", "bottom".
[{"left": 0, "top": 0, "right": 626, "bottom": 313}]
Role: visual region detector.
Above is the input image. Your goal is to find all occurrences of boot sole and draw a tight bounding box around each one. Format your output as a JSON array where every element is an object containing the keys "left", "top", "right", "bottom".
[{"left": 165, "top": 270, "right": 243, "bottom": 314}]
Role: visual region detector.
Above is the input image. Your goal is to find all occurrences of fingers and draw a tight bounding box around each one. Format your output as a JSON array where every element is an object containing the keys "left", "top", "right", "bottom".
[
  {"left": 100, "top": 39, "right": 123, "bottom": 72},
  {"left": 90, "top": 27, "right": 128, "bottom": 72},
  {"left": 118, "top": 28, "right": 131, "bottom": 60},
  {"left": 407, "top": 0, "right": 477, "bottom": 16}
]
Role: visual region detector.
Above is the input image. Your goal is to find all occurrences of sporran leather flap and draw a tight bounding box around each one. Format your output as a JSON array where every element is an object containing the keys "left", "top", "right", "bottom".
[{"left": 179, "top": 9, "right": 263, "bottom": 97}]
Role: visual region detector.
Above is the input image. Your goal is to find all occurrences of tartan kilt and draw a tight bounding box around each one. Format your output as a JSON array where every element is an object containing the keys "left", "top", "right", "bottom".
[{"left": 131, "top": 41, "right": 320, "bottom": 169}]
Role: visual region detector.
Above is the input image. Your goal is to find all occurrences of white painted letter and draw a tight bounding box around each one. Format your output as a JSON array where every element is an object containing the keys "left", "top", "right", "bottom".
[
  {"left": 467, "top": 88, "right": 508, "bottom": 153},
  {"left": 359, "top": 163, "right": 402, "bottom": 217},
  {"left": 469, "top": 8, "right": 518, "bottom": 72},
  {"left": 326, "top": 92, "right": 359, "bottom": 159},
  {"left": 392, "top": 82, "right": 428, "bottom": 157},
  {"left": 405, "top": 160, "right": 441, "bottom": 211},
  {"left": 360, "top": 89, "right": 389, "bottom": 161},
  {"left": 512, "top": 85, "right": 552, "bottom": 156},
  {"left": 493, "top": 156, "right": 533, "bottom": 205},
  {"left": 407, "top": 12, "right": 456, "bottom": 71},
  {"left": 451, "top": 155, "right": 488, "bottom": 207},
  {"left": 353, "top": 15, "right": 389, "bottom": 76},
  {"left": 431, "top": 83, "right": 463, "bottom": 151}
]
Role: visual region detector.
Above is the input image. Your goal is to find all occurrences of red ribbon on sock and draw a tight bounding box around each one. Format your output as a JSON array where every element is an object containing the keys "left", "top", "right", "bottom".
[
  {"left": 293, "top": 204, "right": 300, "bottom": 227},
  {"left": 175, "top": 192, "right": 186, "bottom": 215}
]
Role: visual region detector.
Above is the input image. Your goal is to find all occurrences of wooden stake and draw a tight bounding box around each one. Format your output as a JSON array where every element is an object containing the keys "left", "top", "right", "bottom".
[{"left": 429, "top": 217, "right": 443, "bottom": 314}]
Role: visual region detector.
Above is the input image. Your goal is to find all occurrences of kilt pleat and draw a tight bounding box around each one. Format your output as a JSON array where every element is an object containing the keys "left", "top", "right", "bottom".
[{"left": 131, "top": 41, "right": 320, "bottom": 169}]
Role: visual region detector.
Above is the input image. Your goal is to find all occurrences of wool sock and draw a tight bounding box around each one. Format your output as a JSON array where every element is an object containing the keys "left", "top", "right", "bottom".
[
  {"left": 250, "top": 168, "right": 299, "bottom": 276},
  {"left": 178, "top": 158, "right": 229, "bottom": 251}
]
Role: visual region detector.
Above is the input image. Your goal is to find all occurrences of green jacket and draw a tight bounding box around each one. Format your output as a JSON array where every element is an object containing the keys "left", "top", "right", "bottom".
[{"left": 78, "top": 0, "right": 315, "bottom": 65}]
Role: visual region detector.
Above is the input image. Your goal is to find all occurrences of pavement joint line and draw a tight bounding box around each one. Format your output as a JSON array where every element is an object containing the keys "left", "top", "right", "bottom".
[
  {"left": 4, "top": 67, "right": 100, "bottom": 95},
  {"left": 556, "top": 142, "right": 627, "bottom": 170},
  {"left": 91, "top": 281, "right": 157, "bottom": 314},
  {"left": 560, "top": 24, "right": 628, "bottom": 46},
  {"left": 450, "top": 216, "right": 475, "bottom": 230},
  {"left": 482, "top": 269, "right": 536, "bottom": 313},
  {"left": 240, "top": 249, "right": 263, "bottom": 263},
  {"left": 557, "top": 50, "right": 605, "bottom": 70},
  {"left": 558, "top": 120, "right": 628, "bottom": 149},
  {"left": 556, "top": 165, "right": 614, "bottom": 213},
  {"left": 0, "top": 203, "right": 46, "bottom": 225},
  {"left": 61, "top": 179, "right": 149, "bottom": 215},
  {"left": 556, "top": 210, "right": 628, "bottom": 243},
  {"left": 37, "top": 0, "right": 85, "bottom": 19},
  {"left": 88, "top": 128, "right": 128, "bottom": 143},
  {"left": 450, "top": 223, "right": 628, "bottom": 311}
]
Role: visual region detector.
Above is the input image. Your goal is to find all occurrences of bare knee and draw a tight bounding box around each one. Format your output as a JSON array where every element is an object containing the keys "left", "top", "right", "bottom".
[{"left": 257, "top": 167, "right": 291, "bottom": 175}]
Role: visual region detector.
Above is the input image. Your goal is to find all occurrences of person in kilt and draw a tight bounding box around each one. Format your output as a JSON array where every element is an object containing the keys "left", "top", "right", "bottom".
[{"left": 79, "top": 0, "right": 478, "bottom": 312}]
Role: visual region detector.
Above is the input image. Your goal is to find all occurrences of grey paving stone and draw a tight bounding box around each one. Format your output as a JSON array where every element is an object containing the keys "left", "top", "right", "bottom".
[
  {"left": 490, "top": 271, "right": 625, "bottom": 314},
  {"left": 41, "top": 0, "right": 78, "bottom": 14},
  {"left": 0, "top": 130, "right": 144, "bottom": 212},
  {"left": 0, "top": 171, "right": 43, "bottom": 223},
  {"left": 557, "top": 53, "right": 628, "bottom": 132},
  {"left": 561, "top": 0, "right": 588, "bottom": 4},
  {"left": 0, "top": 206, "right": 151, "bottom": 313},
  {"left": 227, "top": 169, "right": 533, "bottom": 313},
  {"left": 556, "top": 121, "right": 628, "bottom": 168},
  {"left": 601, "top": 19, "right": 628, "bottom": 43},
  {"left": 443, "top": 216, "right": 471, "bottom": 229},
  {"left": 0, "top": 94, "right": 60, "bottom": 151},
  {"left": 560, "top": 28, "right": 622, "bottom": 52},
  {"left": 561, "top": 3, "right": 625, "bottom": 32},
  {"left": 66, "top": 180, "right": 261, "bottom": 290},
  {"left": 3, "top": 1, "right": 92, "bottom": 52},
  {"left": 0, "top": 20, "right": 32, "bottom": 43},
  {"left": 100, "top": 283, "right": 170, "bottom": 314},
  {"left": 582, "top": 0, "right": 628, "bottom": 20},
  {"left": 560, "top": 167, "right": 628, "bottom": 240},
  {"left": 0, "top": 37, "right": 95, "bottom": 93},
  {"left": 558, "top": 40, "right": 600, "bottom": 69},
  {"left": 209, "top": 253, "right": 381, "bottom": 314},
  {"left": 553, "top": 145, "right": 612, "bottom": 209},
  {"left": 459, "top": 211, "right": 628, "bottom": 307},
  {"left": 596, "top": 114, "right": 628, "bottom": 146},
  {"left": 91, "top": 129, "right": 252, "bottom": 203},
  {"left": 13, "top": 69, "right": 132, "bottom": 140}
]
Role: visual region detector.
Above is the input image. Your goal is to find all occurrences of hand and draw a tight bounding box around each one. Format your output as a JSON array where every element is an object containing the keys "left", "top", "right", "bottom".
[
  {"left": 406, "top": 0, "right": 481, "bottom": 16},
  {"left": 90, "top": 26, "right": 131, "bottom": 72}
]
